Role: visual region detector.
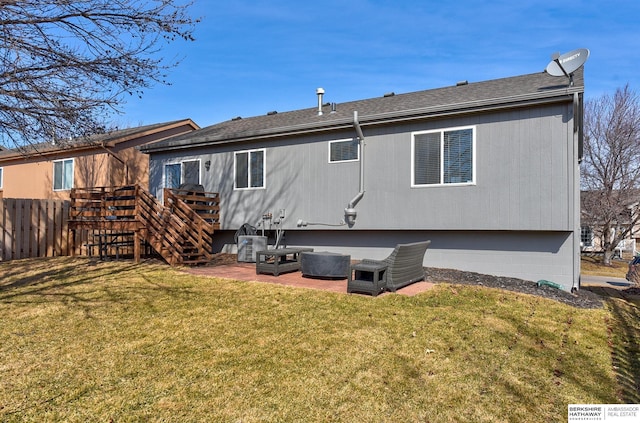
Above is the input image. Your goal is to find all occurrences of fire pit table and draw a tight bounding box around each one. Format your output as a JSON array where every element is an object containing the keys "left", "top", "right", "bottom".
[{"left": 300, "top": 251, "right": 351, "bottom": 279}]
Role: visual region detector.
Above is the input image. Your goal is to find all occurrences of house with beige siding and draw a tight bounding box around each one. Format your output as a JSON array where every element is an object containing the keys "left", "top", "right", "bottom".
[
  {"left": 0, "top": 119, "right": 198, "bottom": 200},
  {"left": 142, "top": 70, "right": 585, "bottom": 291}
]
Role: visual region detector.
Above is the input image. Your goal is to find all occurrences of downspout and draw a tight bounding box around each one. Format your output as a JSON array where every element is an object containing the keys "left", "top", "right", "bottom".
[
  {"left": 572, "top": 92, "right": 581, "bottom": 292},
  {"left": 344, "top": 110, "right": 365, "bottom": 227}
]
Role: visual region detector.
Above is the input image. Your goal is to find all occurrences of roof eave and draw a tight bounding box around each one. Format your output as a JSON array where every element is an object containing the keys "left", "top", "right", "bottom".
[
  {"left": 103, "top": 118, "right": 200, "bottom": 147},
  {"left": 0, "top": 119, "right": 200, "bottom": 162},
  {"left": 0, "top": 143, "right": 100, "bottom": 163}
]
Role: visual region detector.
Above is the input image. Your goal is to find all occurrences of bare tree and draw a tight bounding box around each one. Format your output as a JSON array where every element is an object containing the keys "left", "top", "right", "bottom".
[
  {"left": 581, "top": 84, "right": 640, "bottom": 265},
  {"left": 0, "top": 0, "right": 197, "bottom": 150}
]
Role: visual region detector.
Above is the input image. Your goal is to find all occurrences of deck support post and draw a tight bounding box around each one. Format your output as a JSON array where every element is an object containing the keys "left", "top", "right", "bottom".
[
  {"left": 134, "top": 230, "right": 141, "bottom": 263},
  {"left": 69, "top": 229, "right": 76, "bottom": 257}
]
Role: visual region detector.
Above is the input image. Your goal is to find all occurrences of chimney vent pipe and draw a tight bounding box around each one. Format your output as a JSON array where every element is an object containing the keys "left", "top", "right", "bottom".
[{"left": 316, "top": 88, "right": 325, "bottom": 115}]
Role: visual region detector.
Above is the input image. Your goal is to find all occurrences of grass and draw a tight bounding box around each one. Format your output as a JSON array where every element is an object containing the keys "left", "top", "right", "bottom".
[
  {"left": 580, "top": 255, "right": 640, "bottom": 403},
  {"left": 606, "top": 297, "right": 640, "bottom": 403},
  {"left": 581, "top": 255, "right": 629, "bottom": 278},
  {"left": 0, "top": 257, "right": 625, "bottom": 422}
]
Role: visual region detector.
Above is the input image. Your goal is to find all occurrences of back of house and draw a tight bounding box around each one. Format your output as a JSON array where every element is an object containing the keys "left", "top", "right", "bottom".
[{"left": 142, "top": 70, "right": 585, "bottom": 291}]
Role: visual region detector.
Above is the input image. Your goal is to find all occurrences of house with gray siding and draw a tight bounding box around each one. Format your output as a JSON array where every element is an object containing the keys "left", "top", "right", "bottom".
[{"left": 141, "top": 69, "right": 585, "bottom": 291}]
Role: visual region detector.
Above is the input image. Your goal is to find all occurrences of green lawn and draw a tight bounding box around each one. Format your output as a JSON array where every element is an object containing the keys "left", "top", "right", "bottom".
[
  {"left": 0, "top": 257, "right": 624, "bottom": 422},
  {"left": 581, "top": 255, "right": 629, "bottom": 278}
]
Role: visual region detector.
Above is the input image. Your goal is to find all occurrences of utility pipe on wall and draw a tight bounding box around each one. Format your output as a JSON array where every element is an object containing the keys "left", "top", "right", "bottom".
[{"left": 344, "top": 110, "right": 365, "bottom": 227}]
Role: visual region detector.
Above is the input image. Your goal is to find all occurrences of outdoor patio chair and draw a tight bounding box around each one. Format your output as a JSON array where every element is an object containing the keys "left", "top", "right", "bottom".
[{"left": 355, "top": 241, "right": 431, "bottom": 292}]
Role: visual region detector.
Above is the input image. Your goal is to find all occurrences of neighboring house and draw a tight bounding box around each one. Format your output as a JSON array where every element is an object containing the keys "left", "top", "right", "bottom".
[
  {"left": 580, "top": 224, "right": 638, "bottom": 258},
  {"left": 0, "top": 119, "right": 199, "bottom": 200},
  {"left": 142, "top": 70, "right": 585, "bottom": 291},
  {"left": 580, "top": 190, "right": 639, "bottom": 258}
]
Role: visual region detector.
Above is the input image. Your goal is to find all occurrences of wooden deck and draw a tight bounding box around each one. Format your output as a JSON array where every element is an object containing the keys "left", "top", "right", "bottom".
[{"left": 68, "top": 185, "right": 220, "bottom": 265}]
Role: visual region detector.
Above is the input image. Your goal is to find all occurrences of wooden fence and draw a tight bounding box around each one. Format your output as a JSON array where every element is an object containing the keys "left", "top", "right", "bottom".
[
  {"left": 0, "top": 198, "right": 77, "bottom": 261},
  {"left": 0, "top": 188, "right": 220, "bottom": 263}
]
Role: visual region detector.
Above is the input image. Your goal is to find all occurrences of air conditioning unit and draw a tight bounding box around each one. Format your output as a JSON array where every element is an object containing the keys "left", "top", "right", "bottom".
[{"left": 237, "top": 235, "right": 267, "bottom": 263}]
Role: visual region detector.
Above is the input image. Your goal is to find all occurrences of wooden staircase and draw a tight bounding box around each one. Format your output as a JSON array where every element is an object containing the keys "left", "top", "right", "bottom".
[{"left": 69, "top": 185, "right": 220, "bottom": 266}]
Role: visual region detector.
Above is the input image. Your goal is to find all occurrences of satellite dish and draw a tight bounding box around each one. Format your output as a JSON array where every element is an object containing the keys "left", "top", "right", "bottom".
[{"left": 545, "top": 48, "right": 590, "bottom": 85}]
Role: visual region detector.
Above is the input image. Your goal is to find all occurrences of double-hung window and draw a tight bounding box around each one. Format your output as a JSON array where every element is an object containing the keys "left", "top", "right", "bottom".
[
  {"left": 235, "top": 149, "right": 265, "bottom": 189},
  {"left": 329, "top": 138, "right": 359, "bottom": 163},
  {"left": 580, "top": 226, "right": 594, "bottom": 248},
  {"left": 412, "top": 126, "right": 475, "bottom": 186},
  {"left": 53, "top": 158, "right": 74, "bottom": 191},
  {"left": 164, "top": 159, "right": 200, "bottom": 189}
]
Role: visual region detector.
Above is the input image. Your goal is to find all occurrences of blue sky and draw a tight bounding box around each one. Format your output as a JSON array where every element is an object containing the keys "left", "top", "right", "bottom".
[{"left": 116, "top": 0, "right": 640, "bottom": 129}]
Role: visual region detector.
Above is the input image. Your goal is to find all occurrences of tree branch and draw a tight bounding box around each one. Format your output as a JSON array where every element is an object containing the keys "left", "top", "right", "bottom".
[{"left": 0, "top": 0, "right": 198, "bottom": 148}]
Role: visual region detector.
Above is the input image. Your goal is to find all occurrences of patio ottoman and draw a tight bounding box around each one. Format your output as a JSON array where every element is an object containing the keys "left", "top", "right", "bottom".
[
  {"left": 301, "top": 251, "right": 351, "bottom": 279},
  {"left": 348, "top": 262, "right": 388, "bottom": 296}
]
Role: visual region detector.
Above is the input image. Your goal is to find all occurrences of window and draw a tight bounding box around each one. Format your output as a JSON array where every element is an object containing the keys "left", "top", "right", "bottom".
[
  {"left": 0, "top": 167, "right": 3, "bottom": 189},
  {"left": 412, "top": 126, "right": 475, "bottom": 186},
  {"left": 164, "top": 160, "right": 200, "bottom": 189},
  {"left": 53, "top": 158, "right": 74, "bottom": 190},
  {"left": 329, "top": 138, "right": 359, "bottom": 162},
  {"left": 235, "top": 149, "right": 265, "bottom": 189},
  {"left": 164, "top": 163, "right": 181, "bottom": 189},
  {"left": 581, "top": 226, "right": 593, "bottom": 247},
  {"left": 182, "top": 160, "right": 200, "bottom": 185}
]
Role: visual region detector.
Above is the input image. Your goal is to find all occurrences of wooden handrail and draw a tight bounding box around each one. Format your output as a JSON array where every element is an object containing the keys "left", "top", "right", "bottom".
[
  {"left": 164, "top": 189, "right": 215, "bottom": 259},
  {"left": 69, "top": 185, "right": 220, "bottom": 265}
]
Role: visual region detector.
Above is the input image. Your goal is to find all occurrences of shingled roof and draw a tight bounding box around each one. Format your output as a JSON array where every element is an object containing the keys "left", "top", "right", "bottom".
[
  {"left": 142, "top": 70, "right": 584, "bottom": 153},
  {"left": 0, "top": 119, "right": 199, "bottom": 162}
]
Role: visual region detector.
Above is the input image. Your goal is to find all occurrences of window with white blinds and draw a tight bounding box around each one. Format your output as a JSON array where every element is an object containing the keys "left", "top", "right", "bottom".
[
  {"left": 412, "top": 126, "right": 475, "bottom": 186},
  {"left": 329, "top": 138, "right": 359, "bottom": 162}
]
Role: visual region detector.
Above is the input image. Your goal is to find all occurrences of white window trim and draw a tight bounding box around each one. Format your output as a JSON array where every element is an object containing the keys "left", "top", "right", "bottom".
[
  {"left": 411, "top": 125, "right": 476, "bottom": 188},
  {"left": 0, "top": 166, "right": 3, "bottom": 189},
  {"left": 163, "top": 159, "right": 201, "bottom": 188},
  {"left": 234, "top": 148, "right": 266, "bottom": 190},
  {"left": 328, "top": 138, "right": 360, "bottom": 163},
  {"left": 52, "top": 158, "right": 74, "bottom": 191}
]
